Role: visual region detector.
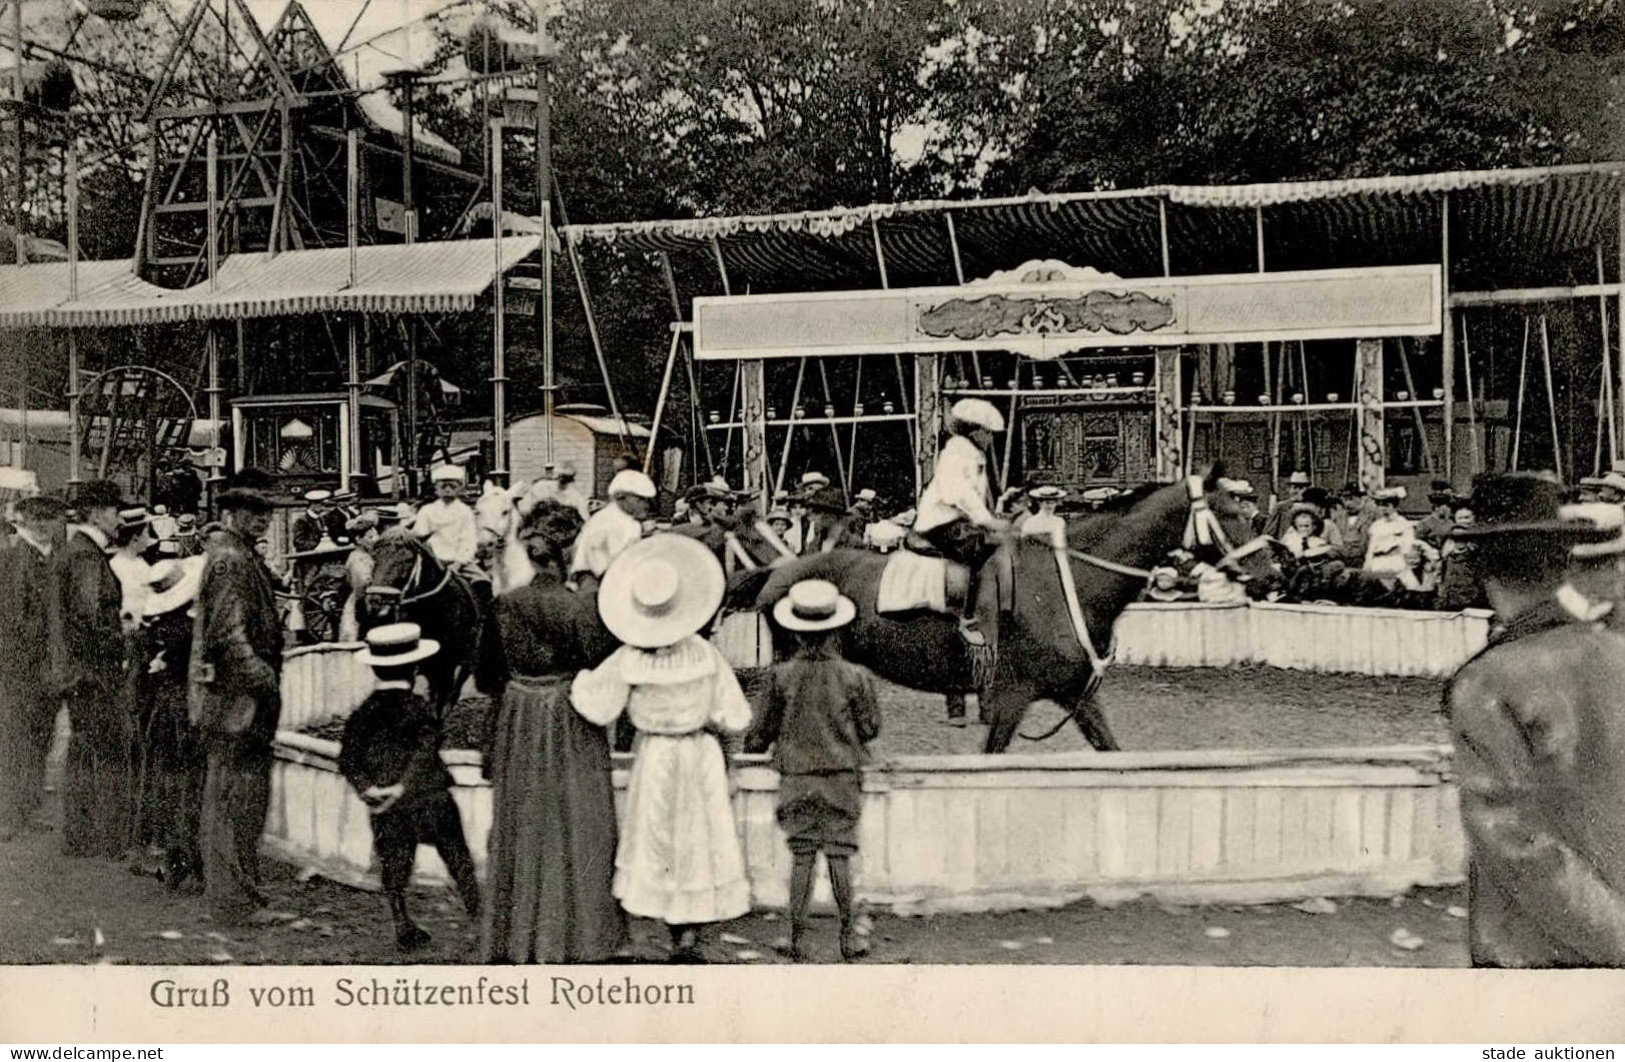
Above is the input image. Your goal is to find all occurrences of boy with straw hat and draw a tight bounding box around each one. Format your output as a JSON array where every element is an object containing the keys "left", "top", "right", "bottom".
[
  {"left": 570, "top": 533, "right": 753, "bottom": 962},
  {"left": 341, "top": 623, "right": 482, "bottom": 951},
  {"left": 752, "top": 579, "right": 880, "bottom": 962}
]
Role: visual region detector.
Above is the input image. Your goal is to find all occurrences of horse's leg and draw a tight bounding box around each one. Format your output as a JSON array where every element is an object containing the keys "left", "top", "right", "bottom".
[
  {"left": 1068, "top": 687, "right": 1119, "bottom": 752},
  {"left": 945, "top": 693, "right": 966, "bottom": 727},
  {"left": 982, "top": 679, "right": 1038, "bottom": 754}
]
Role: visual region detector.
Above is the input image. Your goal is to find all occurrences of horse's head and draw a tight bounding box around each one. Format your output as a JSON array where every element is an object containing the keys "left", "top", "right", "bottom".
[
  {"left": 1194, "top": 463, "right": 1279, "bottom": 587},
  {"left": 475, "top": 478, "right": 525, "bottom": 547},
  {"left": 363, "top": 527, "right": 435, "bottom": 624}
]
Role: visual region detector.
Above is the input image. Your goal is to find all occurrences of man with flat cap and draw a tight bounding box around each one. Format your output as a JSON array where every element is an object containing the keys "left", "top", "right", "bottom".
[
  {"left": 1446, "top": 472, "right": 1625, "bottom": 966},
  {"left": 52, "top": 480, "right": 133, "bottom": 857},
  {"left": 0, "top": 494, "right": 67, "bottom": 839},
  {"left": 190, "top": 476, "right": 287, "bottom": 925}
]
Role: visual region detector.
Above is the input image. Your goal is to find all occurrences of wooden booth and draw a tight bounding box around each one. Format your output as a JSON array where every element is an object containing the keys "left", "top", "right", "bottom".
[{"left": 566, "top": 164, "right": 1625, "bottom": 510}]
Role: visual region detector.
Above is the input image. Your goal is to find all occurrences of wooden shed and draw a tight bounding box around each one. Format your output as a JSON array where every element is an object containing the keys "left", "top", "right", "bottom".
[{"left": 506, "top": 405, "right": 653, "bottom": 497}]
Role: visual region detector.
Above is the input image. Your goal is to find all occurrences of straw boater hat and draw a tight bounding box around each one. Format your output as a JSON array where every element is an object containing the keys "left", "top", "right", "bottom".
[
  {"left": 607, "top": 468, "right": 657, "bottom": 499},
  {"left": 950, "top": 398, "right": 1005, "bottom": 433},
  {"left": 303, "top": 488, "right": 333, "bottom": 504},
  {"left": 356, "top": 622, "right": 440, "bottom": 668},
  {"left": 1029, "top": 485, "right": 1067, "bottom": 503},
  {"left": 1220, "top": 478, "right": 1256, "bottom": 499},
  {"left": 1560, "top": 503, "right": 1625, "bottom": 559},
  {"left": 773, "top": 579, "right": 856, "bottom": 632},
  {"left": 144, "top": 556, "right": 206, "bottom": 616},
  {"left": 799, "top": 471, "right": 830, "bottom": 490},
  {"left": 1452, "top": 474, "right": 1614, "bottom": 545},
  {"left": 597, "top": 533, "right": 725, "bottom": 649},
  {"left": 1288, "top": 471, "right": 1311, "bottom": 487},
  {"left": 118, "top": 507, "right": 152, "bottom": 534}
]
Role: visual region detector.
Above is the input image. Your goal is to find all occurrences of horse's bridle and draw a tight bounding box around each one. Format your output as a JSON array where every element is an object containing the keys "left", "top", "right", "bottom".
[
  {"left": 366, "top": 537, "right": 453, "bottom": 610},
  {"left": 1061, "top": 476, "right": 1271, "bottom": 584}
]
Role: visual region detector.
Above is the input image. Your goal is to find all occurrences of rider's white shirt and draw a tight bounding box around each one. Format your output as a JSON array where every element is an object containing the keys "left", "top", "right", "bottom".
[
  {"left": 411, "top": 498, "right": 479, "bottom": 566},
  {"left": 571, "top": 501, "right": 642, "bottom": 577},
  {"left": 1020, "top": 511, "right": 1066, "bottom": 547},
  {"left": 915, "top": 435, "right": 996, "bottom": 533}
]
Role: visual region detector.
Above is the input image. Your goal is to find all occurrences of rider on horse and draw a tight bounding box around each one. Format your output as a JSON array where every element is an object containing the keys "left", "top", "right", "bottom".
[
  {"left": 914, "top": 398, "right": 1015, "bottom": 649},
  {"left": 570, "top": 468, "right": 656, "bottom": 591},
  {"left": 411, "top": 464, "right": 490, "bottom": 607}
]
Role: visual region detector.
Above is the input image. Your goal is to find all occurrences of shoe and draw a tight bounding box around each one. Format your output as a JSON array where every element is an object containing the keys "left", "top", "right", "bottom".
[{"left": 839, "top": 931, "right": 870, "bottom": 962}]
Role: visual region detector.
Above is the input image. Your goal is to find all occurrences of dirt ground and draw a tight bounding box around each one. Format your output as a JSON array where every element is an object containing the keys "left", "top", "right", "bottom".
[
  {"left": 5, "top": 664, "right": 1460, "bottom": 967},
  {"left": 300, "top": 665, "right": 1448, "bottom": 757},
  {"left": 0, "top": 813, "right": 1469, "bottom": 967}
]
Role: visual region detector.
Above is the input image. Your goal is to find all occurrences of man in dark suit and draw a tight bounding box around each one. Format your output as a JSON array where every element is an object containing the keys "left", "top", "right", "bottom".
[
  {"left": 189, "top": 480, "right": 286, "bottom": 925},
  {"left": 1446, "top": 473, "right": 1625, "bottom": 966},
  {"left": 0, "top": 494, "right": 67, "bottom": 840},
  {"left": 52, "top": 480, "right": 132, "bottom": 858}
]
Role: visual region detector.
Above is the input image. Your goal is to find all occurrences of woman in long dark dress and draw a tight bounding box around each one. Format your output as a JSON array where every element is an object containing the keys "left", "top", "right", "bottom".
[{"left": 477, "top": 500, "right": 626, "bottom": 963}]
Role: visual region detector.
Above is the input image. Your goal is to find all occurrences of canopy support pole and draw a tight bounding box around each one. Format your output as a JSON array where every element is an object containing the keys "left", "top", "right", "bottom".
[
  {"left": 205, "top": 132, "right": 222, "bottom": 500},
  {"left": 1255, "top": 206, "right": 1266, "bottom": 273},
  {"left": 1001, "top": 361, "right": 1022, "bottom": 495},
  {"left": 1397, "top": 337, "right": 1434, "bottom": 473},
  {"left": 489, "top": 120, "right": 508, "bottom": 484},
  {"left": 67, "top": 143, "right": 80, "bottom": 487},
  {"left": 775, "top": 358, "right": 808, "bottom": 497},
  {"left": 818, "top": 360, "right": 849, "bottom": 505},
  {"left": 1618, "top": 186, "right": 1624, "bottom": 463},
  {"left": 1541, "top": 314, "right": 1562, "bottom": 482},
  {"left": 659, "top": 251, "right": 713, "bottom": 478},
  {"left": 1159, "top": 198, "right": 1172, "bottom": 277},
  {"left": 1356, "top": 338, "right": 1384, "bottom": 491},
  {"left": 347, "top": 129, "right": 363, "bottom": 492},
  {"left": 1441, "top": 192, "right": 1454, "bottom": 481},
  {"left": 1460, "top": 312, "right": 1480, "bottom": 476},
  {"left": 1298, "top": 341, "right": 1315, "bottom": 483},
  {"left": 552, "top": 177, "right": 632, "bottom": 452},
  {"left": 944, "top": 212, "right": 981, "bottom": 386},
  {"left": 1512, "top": 316, "right": 1530, "bottom": 471},
  {"left": 741, "top": 358, "right": 767, "bottom": 508},
  {"left": 1600, "top": 245, "right": 1619, "bottom": 467},
  {"left": 846, "top": 357, "right": 863, "bottom": 493},
  {"left": 644, "top": 326, "right": 681, "bottom": 478}
]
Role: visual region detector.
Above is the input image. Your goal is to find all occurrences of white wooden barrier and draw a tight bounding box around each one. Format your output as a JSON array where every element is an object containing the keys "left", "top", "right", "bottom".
[
  {"left": 277, "top": 642, "right": 374, "bottom": 731},
  {"left": 266, "top": 734, "right": 1465, "bottom": 911},
  {"left": 1113, "top": 602, "right": 1492, "bottom": 678}
]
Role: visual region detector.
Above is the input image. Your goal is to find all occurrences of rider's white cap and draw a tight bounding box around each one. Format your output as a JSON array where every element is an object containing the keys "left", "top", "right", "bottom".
[
  {"left": 950, "top": 398, "right": 1005, "bottom": 433},
  {"left": 430, "top": 463, "right": 466, "bottom": 484},
  {"left": 608, "top": 469, "right": 657, "bottom": 499}
]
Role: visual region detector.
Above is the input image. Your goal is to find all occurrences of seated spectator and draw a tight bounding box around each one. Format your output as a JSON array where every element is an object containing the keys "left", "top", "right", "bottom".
[
  {"left": 1280, "top": 506, "right": 1328, "bottom": 558},
  {"left": 1416, "top": 482, "right": 1458, "bottom": 547},
  {"left": 1144, "top": 566, "right": 1194, "bottom": 602},
  {"left": 1191, "top": 561, "right": 1247, "bottom": 604},
  {"left": 1364, "top": 486, "right": 1420, "bottom": 588}
]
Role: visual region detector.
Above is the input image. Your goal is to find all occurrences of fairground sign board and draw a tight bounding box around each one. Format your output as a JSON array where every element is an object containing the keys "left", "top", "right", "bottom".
[{"left": 692, "top": 263, "right": 1442, "bottom": 361}]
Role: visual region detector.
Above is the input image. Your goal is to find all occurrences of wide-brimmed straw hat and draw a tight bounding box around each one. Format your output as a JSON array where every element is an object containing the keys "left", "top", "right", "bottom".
[
  {"left": 597, "top": 533, "right": 725, "bottom": 649},
  {"left": 356, "top": 622, "right": 440, "bottom": 668},
  {"left": 144, "top": 556, "right": 206, "bottom": 616},
  {"left": 774, "top": 579, "right": 857, "bottom": 632},
  {"left": 1029, "top": 485, "right": 1067, "bottom": 502}
]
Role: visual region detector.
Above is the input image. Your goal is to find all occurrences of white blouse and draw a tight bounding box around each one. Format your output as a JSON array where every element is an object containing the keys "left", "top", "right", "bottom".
[{"left": 570, "top": 634, "right": 752, "bottom": 736}]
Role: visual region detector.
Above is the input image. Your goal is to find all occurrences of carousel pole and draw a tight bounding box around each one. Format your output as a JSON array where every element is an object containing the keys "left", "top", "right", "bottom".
[
  {"left": 1460, "top": 313, "right": 1480, "bottom": 476},
  {"left": 346, "top": 129, "right": 362, "bottom": 493},
  {"left": 205, "top": 132, "right": 223, "bottom": 503},
  {"left": 1511, "top": 316, "right": 1530, "bottom": 471},
  {"left": 490, "top": 117, "right": 507, "bottom": 485},
  {"left": 66, "top": 143, "right": 80, "bottom": 487},
  {"left": 659, "top": 251, "right": 714, "bottom": 478},
  {"left": 643, "top": 326, "right": 681, "bottom": 477},
  {"left": 775, "top": 358, "right": 807, "bottom": 496},
  {"left": 1540, "top": 314, "right": 1562, "bottom": 482},
  {"left": 1599, "top": 245, "right": 1618, "bottom": 465}
]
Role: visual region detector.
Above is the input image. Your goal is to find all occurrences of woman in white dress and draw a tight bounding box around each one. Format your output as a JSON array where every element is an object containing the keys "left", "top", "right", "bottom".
[{"left": 571, "top": 533, "right": 752, "bottom": 961}]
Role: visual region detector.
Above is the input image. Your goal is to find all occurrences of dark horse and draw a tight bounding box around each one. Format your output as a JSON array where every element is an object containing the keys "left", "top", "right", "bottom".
[
  {"left": 747, "top": 465, "right": 1271, "bottom": 753},
  {"left": 361, "top": 528, "right": 487, "bottom": 714}
]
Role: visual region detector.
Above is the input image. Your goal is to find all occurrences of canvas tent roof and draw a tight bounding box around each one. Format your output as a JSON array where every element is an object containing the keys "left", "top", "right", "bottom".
[
  {"left": 0, "top": 236, "right": 540, "bottom": 329},
  {"left": 563, "top": 163, "right": 1625, "bottom": 291}
]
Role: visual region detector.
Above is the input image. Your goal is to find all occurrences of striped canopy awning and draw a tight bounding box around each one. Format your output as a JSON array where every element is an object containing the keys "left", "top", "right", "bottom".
[
  {"left": 563, "top": 163, "right": 1625, "bottom": 293},
  {"left": 0, "top": 237, "right": 542, "bottom": 330}
]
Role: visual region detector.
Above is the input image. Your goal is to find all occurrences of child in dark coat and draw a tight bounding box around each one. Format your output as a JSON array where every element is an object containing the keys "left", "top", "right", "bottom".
[
  {"left": 752, "top": 579, "right": 880, "bottom": 962},
  {"left": 339, "top": 623, "right": 481, "bottom": 950}
]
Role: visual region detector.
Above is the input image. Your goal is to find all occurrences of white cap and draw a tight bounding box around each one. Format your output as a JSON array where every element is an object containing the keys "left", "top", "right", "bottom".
[
  {"left": 554, "top": 461, "right": 577, "bottom": 479},
  {"left": 608, "top": 469, "right": 657, "bottom": 499},
  {"left": 799, "top": 471, "right": 830, "bottom": 488},
  {"left": 430, "top": 464, "right": 466, "bottom": 483},
  {"left": 856, "top": 488, "right": 877, "bottom": 502},
  {"left": 304, "top": 488, "right": 333, "bottom": 502},
  {"left": 1373, "top": 485, "right": 1407, "bottom": 502},
  {"left": 950, "top": 398, "right": 1006, "bottom": 433}
]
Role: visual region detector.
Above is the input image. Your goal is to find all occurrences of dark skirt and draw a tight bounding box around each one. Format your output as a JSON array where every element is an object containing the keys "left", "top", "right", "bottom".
[
  {"left": 481, "top": 674, "right": 627, "bottom": 964},
  {"left": 776, "top": 772, "right": 862, "bottom": 855}
]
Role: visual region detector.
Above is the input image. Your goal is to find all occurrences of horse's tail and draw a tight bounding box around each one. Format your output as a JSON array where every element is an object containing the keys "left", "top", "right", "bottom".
[{"left": 968, "top": 640, "right": 997, "bottom": 692}]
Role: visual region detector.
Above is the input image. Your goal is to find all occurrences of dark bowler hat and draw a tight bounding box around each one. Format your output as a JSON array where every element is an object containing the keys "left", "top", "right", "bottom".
[
  {"left": 218, "top": 487, "right": 273, "bottom": 514},
  {"left": 14, "top": 495, "right": 67, "bottom": 520},
  {"left": 1452, "top": 473, "right": 1613, "bottom": 543},
  {"left": 74, "top": 479, "right": 128, "bottom": 512}
]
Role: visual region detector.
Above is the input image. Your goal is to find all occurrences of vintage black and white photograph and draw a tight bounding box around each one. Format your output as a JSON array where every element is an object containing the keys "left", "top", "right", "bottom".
[{"left": 0, "top": 0, "right": 1623, "bottom": 987}]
